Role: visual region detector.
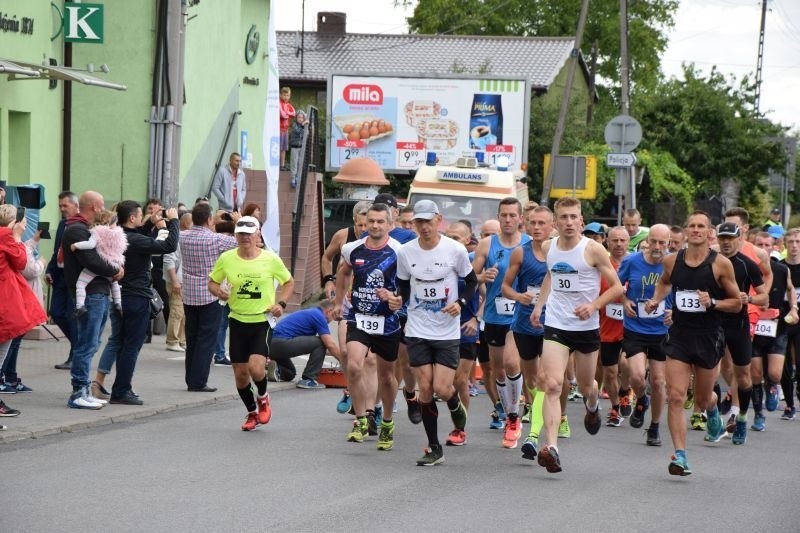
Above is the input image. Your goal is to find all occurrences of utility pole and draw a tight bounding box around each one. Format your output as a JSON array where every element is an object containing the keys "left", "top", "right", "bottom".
[
  {"left": 617, "top": 0, "right": 630, "bottom": 224},
  {"left": 539, "top": 0, "right": 591, "bottom": 204},
  {"left": 754, "top": 0, "right": 768, "bottom": 114}
]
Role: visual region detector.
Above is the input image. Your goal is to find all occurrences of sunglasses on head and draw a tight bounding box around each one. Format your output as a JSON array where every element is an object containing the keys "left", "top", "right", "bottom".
[{"left": 237, "top": 220, "right": 257, "bottom": 228}]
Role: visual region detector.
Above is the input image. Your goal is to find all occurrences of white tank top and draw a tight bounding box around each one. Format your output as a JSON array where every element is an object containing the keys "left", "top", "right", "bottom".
[{"left": 545, "top": 236, "right": 601, "bottom": 331}]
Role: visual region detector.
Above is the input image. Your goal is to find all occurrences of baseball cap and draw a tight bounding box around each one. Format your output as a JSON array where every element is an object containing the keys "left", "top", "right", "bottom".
[
  {"left": 716, "top": 222, "right": 740, "bottom": 237},
  {"left": 582, "top": 222, "right": 604, "bottom": 235},
  {"left": 771, "top": 208, "right": 781, "bottom": 214},
  {"left": 373, "top": 193, "right": 398, "bottom": 208},
  {"left": 768, "top": 225, "right": 785, "bottom": 238},
  {"left": 234, "top": 216, "right": 260, "bottom": 234},
  {"left": 413, "top": 199, "right": 440, "bottom": 220}
]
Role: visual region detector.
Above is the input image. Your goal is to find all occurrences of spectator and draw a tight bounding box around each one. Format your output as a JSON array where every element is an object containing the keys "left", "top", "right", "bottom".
[
  {"left": 242, "top": 202, "right": 263, "bottom": 222},
  {"left": 211, "top": 153, "right": 246, "bottom": 212},
  {"left": 763, "top": 207, "right": 783, "bottom": 232},
  {"left": 46, "top": 191, "right": 80, "bottom": 370},
  {"left": 289, "top": 110, "right": 306, "bottom": 188},
  {"left": 145, "top": 198, "right": 170, "bottom": 340},
  {"left": 0, "top": 205, "right": 47, "bottom": 419},
  {"left": 279, "top": 87, "right": 295, "bottom": 171},
  {"left": 163, "top": 212, "right": 193, "bottom": 352}
]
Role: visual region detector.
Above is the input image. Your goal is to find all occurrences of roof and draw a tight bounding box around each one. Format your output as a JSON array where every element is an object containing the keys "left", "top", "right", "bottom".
[{"left": 276, "top": 32, "right": 588, "bottom": 90}]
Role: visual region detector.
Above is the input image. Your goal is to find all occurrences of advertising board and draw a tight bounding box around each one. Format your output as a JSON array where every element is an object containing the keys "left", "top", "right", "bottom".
[{"left": 327, "top": 73, "right": 530, "bottom": 173}]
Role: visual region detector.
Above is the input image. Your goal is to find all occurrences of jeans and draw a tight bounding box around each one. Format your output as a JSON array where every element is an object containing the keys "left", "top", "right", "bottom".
[
  {"left": 49, "top": 275, "right": 77, "bottom": 362},
  {"left": 215, "top": 303, "right": 230, "bottom": 359},
  {"left": 109, "top": 295, "right": 151, "bottom": 397},
  {"left": 184, "top": 302, "right": 222, "bottom": 389},
  {"left": 0, "top": 335, "right": 24, "bottom": 382},
  {"left": 71, "top": 293, "right": 110, "bottom": 391},
  {"left": 269, "top": 336, "right": 326, "bottom": 381}
]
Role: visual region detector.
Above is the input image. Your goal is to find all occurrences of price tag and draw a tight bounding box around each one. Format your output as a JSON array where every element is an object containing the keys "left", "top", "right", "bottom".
[
  {"left": 396, "top": 141, "right": 425, "bottom": 169},
  {"left": 415, "top": 280, "right": 446, "bottom": 300},
  {"left": 754, "top": 319, "right": 778, "bottom": 338},
  {"left": 486, "top": 144, "right": 516, "bottom": 167},
  {"left": 552, "top": 271, "right": 579, "bottom": 292},
  {"left": 336, "top": 139, "right": 366, "bottom": 162},
  {"left": 605, "top": 303, "right": 624, "bottom": 320},
  {"left": 675, "top": 290, "right": 704, "bottom": 313},
  {"left": 355, "top": 313, "right": 385, "bottom": 335},
  {"left": 637, "top": 300, "right": 665, "bottom": 318},
  {"left": 495, "top": 297, "right": 515, "bottom": 316}
]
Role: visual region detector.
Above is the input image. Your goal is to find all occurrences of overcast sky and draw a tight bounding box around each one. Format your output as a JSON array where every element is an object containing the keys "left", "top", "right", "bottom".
[{"left": 275, "top": 0, "right": 799, "bottom": 131}]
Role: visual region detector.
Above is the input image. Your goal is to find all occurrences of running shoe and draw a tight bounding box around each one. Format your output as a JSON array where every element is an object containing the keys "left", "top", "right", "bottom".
[
  {"left": 468, "top": 383, "right": 480, "bottom": 397},
  {"left": 583, "top": 400, "right": 601, "bottom": 435},
  {"left": 521, "top": 436, "right": 538, "bottom": 460},
  {"left": 445, "top": 428, "right": 467, "bottom": 446},
  {"left": 66, "top": 390, "right": 102, "bottom": 410},
  {"left": 416, "top": 444, "right": 444, "bottom": 466},
  {"left": 731, "top": 415, "right": 747, "bottom": 445},
  {"left": 521, "top": 403, "right": 531, "bottom": 423},
  {"left": 537, "top": 445, "right": 562, "bottom": 473},
  {"left": 646, "top": 426, "right": 662, "bottom": 446},
  {"left": 704, "top": 413, "right": 725, "bottom": 442},
  {"left": 450, "top": 401, "right": 467, "bottom": 431},
  {"left": 347, "top": 419, "right": 367, "bottom": 443},
  {"left": 502, "top": 415, "right": 522, "bottom": 448},
  {"left": 567, "top": 383, "right": 582, "bottom": 402},
  {"left": 256, "top": 393, "right": 271, "bottom": 425},
  {"left": 599, "top": 388, "right": 610, "bottom": 400},
  {"left": 495, "top": 400, "right": 507, "bottom": 421},
  {"left": 366, "top": 409, "right": 378, "bottom": 436},
  {"left": 8, "top": 380, "right": 32, "bottom": 393},
  {"left": 0, "top": 400, "right": 21, "bottom": 417},
  {"left": 406, "top": 395, "right": 422, "bottom": 425},
  {"left": 629, "top": 394, "right": 650, "bottom": 429},
  {"left": 690, "top": 412, "right": 707, "bottom": 431},
  {"left": 781, "top": 407, "right": 796, "bottom": 421},
  {"left": 558, "top": 416, "right": 571, "bottom": 438},
  {"left": 751, "top": 412, "right": 766, "bottom": 431},
  {"left": 0, "top": 382, "right": 17, "bottom": 394},
  {"left": 241, "top": 411, "right": 258, "bottom": 431},
  {"left": 489, "top": 410, "right": 504, "bottom": 430},
  {"left": 683, "top": 388, "right": 694, "bottom": 410},
  {"left": 718, "top": 392, "right": 732, "bottom": 416},
  {"left": 606, "top": 408, "right": 622, "bottom": 427},
  {"left": 377, "top": 420, "right": 395, "bottom": 450},
  {"left": 374, "top": 405, "right": 383, "bottom": 427},
  {"left": 765, "top": 384, "right": 779, "bottom": 412},
  {"left": 619, "top": 392, "right": 632, "bottom": 417},
  {"left": 336, "top": 390, "right": 352, "bottom": 414},
  {"left": 668, "top": 453, "right": 692, "bottom": 476}
]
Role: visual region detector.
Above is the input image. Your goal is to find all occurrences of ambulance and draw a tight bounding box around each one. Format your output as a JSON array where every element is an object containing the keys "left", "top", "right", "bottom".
[{"left": 406, "top": 157, "right": 529, "bottom": 236}]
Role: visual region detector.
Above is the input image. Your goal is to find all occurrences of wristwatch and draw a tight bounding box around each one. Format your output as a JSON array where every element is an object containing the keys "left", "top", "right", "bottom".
[
  {"left": 456, "top": 297, "right": 467, "bottom": 308},
  {"left": 278, "top": 300, "right": 287, "bottom": 309},
  {"left": 708, "top": 298, "right": 717, "bottom": 310}
]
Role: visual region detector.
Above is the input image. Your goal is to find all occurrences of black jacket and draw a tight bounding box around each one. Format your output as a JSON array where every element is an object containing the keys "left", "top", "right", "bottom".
[{"left": 120, "top": 219, "right": 179, "bottom": 299}]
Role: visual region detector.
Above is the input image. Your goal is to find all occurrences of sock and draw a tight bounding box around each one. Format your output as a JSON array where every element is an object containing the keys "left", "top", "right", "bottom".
[
  {"left": 446, "top": 392, "right": 460, "bottom": 412},
  {"left": 254, "top": 376, "right": 268, "bottom": 397},
  {"left": 531, "top": 389, "right": 544, "bottom": 438},
  {"left": 420, "top": 401, "right": 439, "bottom": 447},
  {"left": 752, "top": 383, "right": 764, "bottom": 412},
  {"left": 737, "top": 386, "right": 752, "bottom": 414},
  {"left": 238, "top": 385, "right": 256, "bottom": 412},
  {"left": 730, "top": 405, "right": 740, "bottom": 417},
  {"left": 507, "top": 373, "right": 523, "bottom": 415},
  {"left": 496, "top": 378, "right": 510, "bottom": 413},
  {"left": 674, "top": 448, "right": 686, "bottom": 459},
  {"left": 649, "top": 421, "right": 659, "bottom": 429},
  {"left": 404, "top": 388, "right": 416, "bottom": 400},
  {"left": 613, "top": 403, "right": 620, "bottom": 413}
]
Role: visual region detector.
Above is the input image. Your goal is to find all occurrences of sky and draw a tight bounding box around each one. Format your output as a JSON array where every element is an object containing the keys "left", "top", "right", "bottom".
[{"left": 275, "top": 0, "right": 799, "bottom": 131}]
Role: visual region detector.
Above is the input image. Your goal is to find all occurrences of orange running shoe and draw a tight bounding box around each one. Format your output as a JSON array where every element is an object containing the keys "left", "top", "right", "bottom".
[
  {"left": 241, "top": 411, "right": 258, "bottom": 431},
  {"left": 257, "top": 393, "right": 272, "bottom": 425}
]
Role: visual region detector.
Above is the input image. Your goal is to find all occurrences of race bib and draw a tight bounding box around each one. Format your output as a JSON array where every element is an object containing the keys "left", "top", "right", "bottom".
[
  {"left": 415, "top": 280, "right": 446, "bottom": 300},
  {"left": 637, "top": 299, "right": 665, "bottom": 318},
  {"left": 605, "top": 303, "right": 624, "bottom": 321},
  {"left": 527, "top": 285, "right": 541, "bottom": 305},
  {"left": 552, "top": 271, "right": 579, "bottom": 292},
  {"left": 355, "top": 313, "right": 385, "bottom": 335},
  {"left": 754, "top": 319, "right": 778, "bottom": 338},
  {"left": 675, "top": 290, "right": 705, "bottom": 313},
  {"left": 495, "top": 297, "right": 516, "bottom": 316}
]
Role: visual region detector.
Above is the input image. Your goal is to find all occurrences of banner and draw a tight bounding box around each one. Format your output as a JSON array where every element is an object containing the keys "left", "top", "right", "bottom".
[{"left": 262, "top": 0, "right": 280, "bottom": 251}]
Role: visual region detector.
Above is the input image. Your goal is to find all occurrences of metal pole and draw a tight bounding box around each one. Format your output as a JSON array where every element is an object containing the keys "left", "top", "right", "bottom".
[
  {"left": 619, "top": 0, "right": 630, "bottom": 116},
  {"left": 540, "top": 0, "right": 591, "bottom": 204}
]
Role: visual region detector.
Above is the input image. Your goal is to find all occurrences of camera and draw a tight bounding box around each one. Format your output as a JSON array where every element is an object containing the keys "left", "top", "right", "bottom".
[{"left": 15, "top": 206, "right": 26, "bottom": 223}]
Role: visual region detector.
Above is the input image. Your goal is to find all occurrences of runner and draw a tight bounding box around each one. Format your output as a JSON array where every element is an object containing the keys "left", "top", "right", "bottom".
[{"left": 781, "top": 228, "right": 800, "bottom": 420}]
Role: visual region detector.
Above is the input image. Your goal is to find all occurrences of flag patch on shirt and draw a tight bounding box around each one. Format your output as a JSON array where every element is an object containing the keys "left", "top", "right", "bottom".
[{"left": 354, "top": 259, "right": 365, "bottom": 266}]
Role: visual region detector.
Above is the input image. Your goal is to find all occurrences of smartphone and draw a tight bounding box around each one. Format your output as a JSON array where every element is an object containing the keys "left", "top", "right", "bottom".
[
  {"left": 161, "top": 208, "right": 167, "bottom": 218},
  {"left": 15, "top": 206, "right": 26, "bottom": 223},
  {"left": 38, "top": 221, "right": 51, "bottom": 239}
]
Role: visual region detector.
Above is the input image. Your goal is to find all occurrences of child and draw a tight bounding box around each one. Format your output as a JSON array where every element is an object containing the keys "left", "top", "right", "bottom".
[
  {"left": 279, "top": 86, "right": 295, "bottom": 171},
  {"left": 289, "top": 110, "right": 307, "bottom": 188},
  {"left": 71, "top": 210, "right": 128, "bottom": 318}
]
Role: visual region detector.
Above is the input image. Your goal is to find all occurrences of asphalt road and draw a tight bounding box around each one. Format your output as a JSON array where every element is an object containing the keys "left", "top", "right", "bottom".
[{"left": 3, "top": 388, "right": 795, "bottom": 532}]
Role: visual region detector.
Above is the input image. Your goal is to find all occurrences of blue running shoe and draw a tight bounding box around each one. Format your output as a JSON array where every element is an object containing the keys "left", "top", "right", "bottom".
[
  {"left": 751, "top": 412, "right": 766, "bottom": 431},
  {"left": 336, "top": 390, "right": 352, "bottom": 414},
  {"left": 495, "top": 401, "right": 506, "bottom": 421},
  {"left": 374, "top": 405, "right": 383, "bottom": 427},
  {"left": 704, "top": 413, "right": 725, "bottom": 442},
  {"left": 669, "top": 453, "right": 692, "bottom": 476},
  {"left": 765, "top": 384, "right": 779, "bottom": 412},
  {"left": 489, "top": 410, "right": 504, "bottom": 430},
  {"left": 731, "top": 416, "right": 747, "bottom": 445}
]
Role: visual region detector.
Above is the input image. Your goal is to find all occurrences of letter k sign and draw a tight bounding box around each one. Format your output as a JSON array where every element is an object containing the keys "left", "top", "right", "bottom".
[{"left": 64, "top": 3, "right": 104, "bottom": 43}]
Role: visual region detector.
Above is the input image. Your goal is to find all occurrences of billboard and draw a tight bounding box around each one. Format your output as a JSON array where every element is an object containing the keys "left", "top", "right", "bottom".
[{"left": 327, "top": 74, "right": 530, "bottom": 173}]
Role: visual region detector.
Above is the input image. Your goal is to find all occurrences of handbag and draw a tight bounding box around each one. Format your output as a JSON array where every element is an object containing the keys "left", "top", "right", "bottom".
[{"left": 149, "top": 287, "right": 164, "bottom": 318}]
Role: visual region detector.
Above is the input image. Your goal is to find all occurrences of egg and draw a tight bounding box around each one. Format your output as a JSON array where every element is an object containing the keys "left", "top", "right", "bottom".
[
  {"left": 369, "top": 126, "right": 379, "bottom": 137},
  {"left": 384, "top": 122, "right": 393, "bottom": 132},
  {"left": 343, "top": 124, "right": 354, "bottom": 134},
  {"left": 348, "top": 131, "right": 360, "bottom": 141},
  {"left": 359, "top": 127, "right": 370, "bottom": 139},
  {"left": 370, "top": 120, "right": 378, "bottom": 128},
  {"left": 378, "top": 124, "right": 387, "bottom": 133}
]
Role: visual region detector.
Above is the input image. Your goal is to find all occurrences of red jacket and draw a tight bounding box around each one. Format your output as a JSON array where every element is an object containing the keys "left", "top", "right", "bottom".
[{"left": 0, "top": 227, "right": 47, "bottom": 343}]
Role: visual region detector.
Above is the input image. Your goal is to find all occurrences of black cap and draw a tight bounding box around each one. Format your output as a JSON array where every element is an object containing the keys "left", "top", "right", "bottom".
[
  {"left": 373, "top": 193, "right": 398, "bottom": 208},
  {"left": 717, "top": 222, "right": 740, "bottom": 237},
  {"left": 771, "top": 208, "right": 781, "bottom": 214}
]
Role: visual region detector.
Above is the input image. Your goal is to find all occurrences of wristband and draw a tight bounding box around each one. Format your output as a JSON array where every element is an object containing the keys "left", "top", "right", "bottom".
[
  {"left": 278, "top": 300, "right": 287, "bottom": 309},
  {"left": 322, "top": 274, "right": 336, "bottom": 285},
  {"left": 456, "top": 297, "right": 466, "bottom": 308}
]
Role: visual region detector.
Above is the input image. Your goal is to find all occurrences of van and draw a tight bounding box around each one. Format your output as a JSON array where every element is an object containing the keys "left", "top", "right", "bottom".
[{"left": 407, "top": 160, "right": 529, "bottom": 235}]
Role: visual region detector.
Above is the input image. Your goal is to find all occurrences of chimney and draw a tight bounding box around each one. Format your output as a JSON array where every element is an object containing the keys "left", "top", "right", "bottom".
[{"left": 317, "top": 12, "right": 346, "bottom": 35}]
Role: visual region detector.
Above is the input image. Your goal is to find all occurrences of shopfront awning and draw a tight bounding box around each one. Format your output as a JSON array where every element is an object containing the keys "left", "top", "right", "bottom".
[{"left": 2, "top": 58, "right": 126, "bottom": 90}]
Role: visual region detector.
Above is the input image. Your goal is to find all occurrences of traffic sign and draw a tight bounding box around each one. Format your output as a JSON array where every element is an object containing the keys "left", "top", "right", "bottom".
[
  {"left": 606, "top": 152, "right": 637, "bottom": 168},
  {"left": 604, "top": 115, "right": 642, "bottom": 152}
]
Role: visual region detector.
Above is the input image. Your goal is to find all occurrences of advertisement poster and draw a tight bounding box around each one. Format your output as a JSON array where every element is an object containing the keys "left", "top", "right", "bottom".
[{"left": 327, "top": 74, "right": 530, "bottom": 173}]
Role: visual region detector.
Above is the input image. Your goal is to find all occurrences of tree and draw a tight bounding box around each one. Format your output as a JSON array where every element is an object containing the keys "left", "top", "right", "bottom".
[{"left": 401, "top": 0, "right": 679, "bottom": 91}]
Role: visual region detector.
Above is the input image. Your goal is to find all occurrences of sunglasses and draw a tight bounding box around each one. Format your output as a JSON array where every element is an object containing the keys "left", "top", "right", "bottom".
[{"left": 236, "top": 220, "right": 257, "bottom": 228}]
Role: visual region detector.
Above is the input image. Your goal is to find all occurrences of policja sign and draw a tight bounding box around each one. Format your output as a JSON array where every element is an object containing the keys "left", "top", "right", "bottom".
[{"left": 63, "top": 2, "right": 103, "bottom": 43}]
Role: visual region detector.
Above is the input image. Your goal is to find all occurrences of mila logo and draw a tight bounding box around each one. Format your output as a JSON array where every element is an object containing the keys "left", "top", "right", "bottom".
[{"left": 343, "top": 84, "right": 383, "bottom": 105}]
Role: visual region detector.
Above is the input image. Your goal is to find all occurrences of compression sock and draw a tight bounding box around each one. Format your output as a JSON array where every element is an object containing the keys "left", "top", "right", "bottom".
[
  {"left": 420, "top": 401, "right": 440, "bottom": 447},
  {"left": 254, "top": 376, "right": 268, "bottom": 397},
  {"left": 737, "top": 386, "right": 752, "bottom": 415},
  {"left": 530, "top": 388, "right": 544, "bottom": 438},
  {"left": 238, "top": 385, "right": 257, "bottom": 412},
  {"left": 507, "top": 373, "right": 523, "bottom": 416}
]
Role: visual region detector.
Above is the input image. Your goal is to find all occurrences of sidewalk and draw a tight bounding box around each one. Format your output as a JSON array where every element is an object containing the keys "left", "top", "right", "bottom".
[{"left": 0, "top": 331, "right": 304, "bottom": 444}]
